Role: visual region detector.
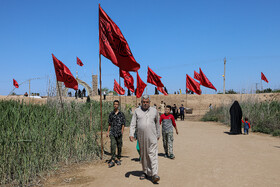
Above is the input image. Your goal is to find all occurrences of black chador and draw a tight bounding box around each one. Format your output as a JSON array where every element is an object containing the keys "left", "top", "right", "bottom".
[{"left": 229, "top": 101, "right": 242, "bottom": 134}]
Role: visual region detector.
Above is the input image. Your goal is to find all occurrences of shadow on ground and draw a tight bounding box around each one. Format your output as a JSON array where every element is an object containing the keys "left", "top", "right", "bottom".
[
  {"left": 131, "top": 158, "right": 140, "bottom": 162},
  {"left": 104, "top": 150, "right": 129, "bottom": 158},
  {"left": 125, "top": 171, "right": 158, "bottom": 184},
  {"left": 224, "top": 132, "right": 242, "bottom": 135}
]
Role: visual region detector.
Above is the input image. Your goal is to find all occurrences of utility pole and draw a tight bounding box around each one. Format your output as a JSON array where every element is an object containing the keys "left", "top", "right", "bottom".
[
  {"left": 29, "top": 80, "right": 31, "bottom": 97},
  {"left": 256, "top": 83, "right": 259, "bottom": 93},
  {"left": 223, "top": 57, "right": 226, "bottom": 94}
]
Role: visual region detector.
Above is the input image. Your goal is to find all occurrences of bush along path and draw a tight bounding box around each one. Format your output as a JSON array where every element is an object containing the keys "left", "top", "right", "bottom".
[
  {"left": 0, "top": 99, "right": 132, "bottom": 186},
  {"left": 202, "top": 100, "right": 280, "bottom": 136}
]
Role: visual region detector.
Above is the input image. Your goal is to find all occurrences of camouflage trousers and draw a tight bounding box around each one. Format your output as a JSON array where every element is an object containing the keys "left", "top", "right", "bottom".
[{"left": 162, "top": 131, "right": 174, "bottom": 155}]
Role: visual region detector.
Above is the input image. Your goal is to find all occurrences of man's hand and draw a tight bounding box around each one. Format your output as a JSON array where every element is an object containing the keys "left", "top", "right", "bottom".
[
  {"left": 129, "top": 136, "right": 135, "bottom": 142},
  {"left": 176, "top": 130, "right": 179, "bottom": 135}
]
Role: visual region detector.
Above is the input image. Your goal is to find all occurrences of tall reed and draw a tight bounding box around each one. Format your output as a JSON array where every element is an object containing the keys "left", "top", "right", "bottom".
[
  {"left": 202, "top": 100, "right": 280, "bottom": 136},
  {"left": 0, "top": 99, "right": 132, "bottom": 185}
]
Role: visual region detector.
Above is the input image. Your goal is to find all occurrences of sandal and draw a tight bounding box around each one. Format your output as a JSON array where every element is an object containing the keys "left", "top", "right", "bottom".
[
  {"left": 169, "top": 154, "right": 175, "bottom": 159},
  {"left": 152, "top": 175, "right": 160, "bottom": 183},
  {"left": 108, "top": 161, "right": 115, "bottom": 168},
  {"left": 115, "top": 160, "right": 121, "bottom": 165},
  {"left": 140, "top": 173, "right": 147, "bottom": 180}
]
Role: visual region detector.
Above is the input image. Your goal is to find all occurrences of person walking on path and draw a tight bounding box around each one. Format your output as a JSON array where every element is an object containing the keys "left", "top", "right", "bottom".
[
  {"left": 179, "top": 104, "right": 185, "bottom": 121},
  {"left": 172, "top": 104, "right": 178, "bottom": 120},
  {"left": 129, "top": 95, "right": 161, "bottom": 183},
  {"left": 242, "top": 117, "right": 251, "bottom": 135},
  {"left": 160, "top": 105, "right": 178, "bottom": 159},
  {"left": 107, "top": 100, "right": 125, "bottom": 168},
  {"left": 103, "top": 91, "right": 106, "bottom": 100}
]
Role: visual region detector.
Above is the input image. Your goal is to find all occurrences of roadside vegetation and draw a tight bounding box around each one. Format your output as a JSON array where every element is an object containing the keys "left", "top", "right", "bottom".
[
  {"left": 0, "top": 99, "right": 132, "bottom": 185},
  {"left": 202, "top": 100, "right": 280, "bottom": 136}
]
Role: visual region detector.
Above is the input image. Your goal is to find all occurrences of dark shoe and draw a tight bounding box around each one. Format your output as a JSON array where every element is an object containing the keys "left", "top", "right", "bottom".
[
  {"left": 169, "top": 154, "right": 175, "bottom": 159},
  {"left": 115, "top": 160, "right": 121, "bottom": 165},
  {"left": 152, "top": 175, "right": 160, "bottom": 183},
  {"left": 164, "top": 153, "right": 168, "bottom": 158},
  {"left": 108, "top": 161, "right": 115, "bottom": 168},
  {"left": 140, "top": 173, "right": 147, "bottom": 180}
]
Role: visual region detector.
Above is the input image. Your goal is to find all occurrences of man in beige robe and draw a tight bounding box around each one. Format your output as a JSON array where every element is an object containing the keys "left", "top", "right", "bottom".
[{"left": 129, "top": 95, "right": 161, "bottom": 183}]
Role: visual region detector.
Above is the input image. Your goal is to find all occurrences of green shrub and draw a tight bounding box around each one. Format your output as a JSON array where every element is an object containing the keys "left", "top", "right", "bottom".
[
  {"left": 201, "top": 100, "right": 280, "bottom": 136},
  {"left": 0, "top": 99, "right": 132, "bottom": 185}
]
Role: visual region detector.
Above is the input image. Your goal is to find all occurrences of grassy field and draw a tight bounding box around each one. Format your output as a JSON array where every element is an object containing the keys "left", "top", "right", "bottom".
[
  {"left": 202, "top": 100, "right": 280, "bottom": 136},
  {"left": 0, "top": 99, "right": 132, "bottom": 185}
]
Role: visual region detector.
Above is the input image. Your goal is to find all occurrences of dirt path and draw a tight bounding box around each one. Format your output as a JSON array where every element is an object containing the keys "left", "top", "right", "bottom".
[{"left": 45, "top": 121, "right": 280, "bottom": 187}]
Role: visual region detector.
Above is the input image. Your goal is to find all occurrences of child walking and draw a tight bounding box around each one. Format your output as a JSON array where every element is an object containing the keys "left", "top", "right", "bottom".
[
  {"left": 160, "top": 105, "right": 179, "bottom": 159},
  {"left": 242, "top": 117, "right": 251, "bottom": 135}
]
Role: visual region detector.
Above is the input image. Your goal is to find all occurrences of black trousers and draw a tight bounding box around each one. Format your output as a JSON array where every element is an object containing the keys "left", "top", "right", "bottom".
[
  {"left": 110, "top": 135, "right": 122, "bottom": 160},
  {"left": 180, "top": 113, "right": 184, "bottom": 121}
]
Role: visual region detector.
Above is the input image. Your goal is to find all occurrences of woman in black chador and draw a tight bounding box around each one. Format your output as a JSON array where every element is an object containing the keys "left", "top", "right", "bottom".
[{"left": 229, "top": 101, "right": 242, "bottom": 134}]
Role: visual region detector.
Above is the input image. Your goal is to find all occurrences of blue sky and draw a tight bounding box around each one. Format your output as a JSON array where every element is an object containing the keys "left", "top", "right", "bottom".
[{"left": 0, "top": 0, "right": 279, "bottom": 96}]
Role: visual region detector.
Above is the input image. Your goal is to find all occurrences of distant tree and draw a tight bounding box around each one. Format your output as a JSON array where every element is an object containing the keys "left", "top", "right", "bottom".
[
  {"left": 256, "top": 88, "right": 273, "bottom": 93},
  {"left": 108, "top": 90, "right": 118, "bottom": 96},
  {"left": 226, "top": 89, "right": 237, "bottom": 94},
  {"left": 272, "top": 89, "right": 280, "bottom": 93},
  {"left": 264, "top": 88, "right": 272, "bottom": 93}
]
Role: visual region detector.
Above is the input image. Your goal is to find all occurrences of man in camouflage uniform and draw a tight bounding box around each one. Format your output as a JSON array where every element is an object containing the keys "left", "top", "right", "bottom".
[{"left": 107, "top": 100, "right": 125, "bottom": 167}]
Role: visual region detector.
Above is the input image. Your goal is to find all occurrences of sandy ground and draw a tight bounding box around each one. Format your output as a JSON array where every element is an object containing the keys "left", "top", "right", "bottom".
[{"left": 44, "top": 120, "right": 280, "bottom": 187}]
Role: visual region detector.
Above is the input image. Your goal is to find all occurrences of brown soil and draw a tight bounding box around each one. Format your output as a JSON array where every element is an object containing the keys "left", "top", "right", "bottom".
[{"left": 44, "top": 120, "right": 280, "bottom": 187}]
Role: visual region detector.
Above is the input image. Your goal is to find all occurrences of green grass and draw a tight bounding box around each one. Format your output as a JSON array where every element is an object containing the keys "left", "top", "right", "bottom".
[
  {"left": 202, "top": 100, "right": 280, "bottom": 136},
  {"left": 0, "top": 99, "right": 132, "bottom": 185}
]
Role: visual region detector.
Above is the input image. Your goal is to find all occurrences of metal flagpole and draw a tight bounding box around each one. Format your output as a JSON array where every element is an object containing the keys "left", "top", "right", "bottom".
[
  {"left": 98, "top": 4, "right": 103, "bottom": 160},
  {"left": 119, "top": 74, "right": 121, "bottom": 110},
  {"left": 223, "top": 57, "right": 226, "bottom": 94},
  {"left": 99, "top": 54, "right": 103, "bottom": 160}
]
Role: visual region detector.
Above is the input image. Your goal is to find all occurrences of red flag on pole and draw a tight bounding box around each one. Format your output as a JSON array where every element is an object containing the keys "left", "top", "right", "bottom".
[
  {"left": 52, "top": 54, "right": 78, "bottom": 90},
  {"left": 77, "top": 57, "right": 84, "bottom": 66},
  {"left": 157, "top": 86, "right": 168, "bottom": 95},
  {"left": 261, "top": 72, "right": 269, "bottom": 83},
  {"left": 13, "top": 79, "right": 19, "bottom": 88},
  {"left": 194, "top": 70, "right": 201, "bottom": 82},
  {"left": 186, "top": 74, "right": 201, "bottom": 95},
  {"left": 114, "top": 79, "right": 125, "bottom": 95},
  {"left": 120, "top": 70, "right": 134, "bottom": 92},
  {"left": 199, "top": 68, "right": 217, "bottom": 91},
  {"left": 147, "top": 67, "right": 164, "bottom": 87},
  {"left": 99, "top": 5, "right": 140, "bottom": 72},
  {"left": 136, "top": 71, "right": 147, "bottom": 98}
]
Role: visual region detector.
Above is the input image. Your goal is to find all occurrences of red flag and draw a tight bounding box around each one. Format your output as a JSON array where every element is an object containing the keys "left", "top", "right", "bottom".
[
  {"left": 147, "top": 67, "right": 164, "bottom": 87},
  {"left": 13, "top": 79, "right": 19, "bottom": 88},
  {"left": 136, "top": 71, "right": 147, "bottom": 98},
  {"left": 52, "top": 54, "right": 78, "bottom": 90},
  {"left": 261, "top": 72, "right": 269, "bottom": 83},
  {"left": 120, "top": 70, "right": 134, "bottom": 92},
  {"left": 199, "top": 68, "right": 217, "bottom": 91},
  {"left": 194, "top": 70, "right": 201, "bottom": 82},
  {"left": 114, "top": 79, "right": 125, "bottom": 95},
  {"left": 77, "top": 57, "right": 84, "bottom": 66},
  {"left": 186, "top": 74, "right": 201, "bottom": 95},
  {"left": 157, "top": 86, "right": 168, "bottom": 95},
  {"left": 99, "top": 5, "right": 140, "bottom": 72}
]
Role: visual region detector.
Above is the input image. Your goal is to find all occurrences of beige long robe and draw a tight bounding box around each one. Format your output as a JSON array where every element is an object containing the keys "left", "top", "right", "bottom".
[{"left": 129, "top": 107, "right": 160, "bottom": 176}]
